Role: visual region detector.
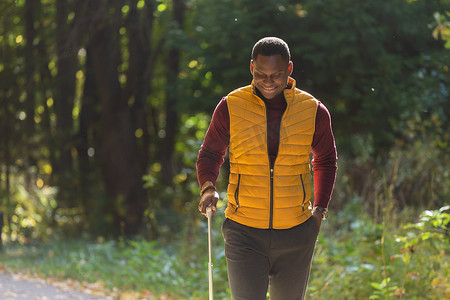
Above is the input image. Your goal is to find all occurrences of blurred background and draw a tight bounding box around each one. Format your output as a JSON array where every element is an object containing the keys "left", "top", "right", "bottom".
[{"left": 0, "top": 0, "right": 449, "bottom": 299}]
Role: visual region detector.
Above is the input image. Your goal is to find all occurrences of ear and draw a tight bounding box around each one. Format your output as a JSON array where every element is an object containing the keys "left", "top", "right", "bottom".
[
  {"left": 288, "top": 61, "right": 293, "bottom": 75},
  {"left": 250, "top": 60, "right": 254, "bottom": 75}
]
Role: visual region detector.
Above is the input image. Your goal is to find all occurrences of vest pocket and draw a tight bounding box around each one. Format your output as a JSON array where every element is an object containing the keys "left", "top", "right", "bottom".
[
  {"left": 300, "top": 174, "right": 306, "bottom": 211},
  {"left": 234, "top": 174, "right": 241, "bottom": 212}
]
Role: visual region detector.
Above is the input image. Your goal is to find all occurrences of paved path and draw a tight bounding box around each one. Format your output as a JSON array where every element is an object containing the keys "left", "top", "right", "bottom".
[{"left": 0, "top": 271, "right": 110, "bottom": 300}]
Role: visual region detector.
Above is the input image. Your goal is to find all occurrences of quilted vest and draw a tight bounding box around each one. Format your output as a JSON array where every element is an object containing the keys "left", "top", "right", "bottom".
[{"left": 224, "top": 77, "right": 318, "bottom": 229}]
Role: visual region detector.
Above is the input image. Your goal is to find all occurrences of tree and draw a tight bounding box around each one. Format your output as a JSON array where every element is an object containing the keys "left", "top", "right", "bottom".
[
  {"left": 53, "top": 0, "right": 78, "bottom": 205},
  {"left": 0, "top": 0, "right": 448, "bottom": 241},
  {"left": 161, "top": 0, "right": 186, "bottom": 188},
  {"left": 81, "top": 1, "right": 144, "bottom": 236}
]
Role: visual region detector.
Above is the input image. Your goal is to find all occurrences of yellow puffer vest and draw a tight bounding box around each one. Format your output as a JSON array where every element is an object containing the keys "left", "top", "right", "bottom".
[{"left": 224, "top": 77, "right": 318, "bottom": 229}]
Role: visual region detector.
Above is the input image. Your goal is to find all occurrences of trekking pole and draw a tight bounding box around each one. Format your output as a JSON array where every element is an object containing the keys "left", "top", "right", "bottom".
[{"left": 206, "top": 206, "right": 214, "bottom": 300}]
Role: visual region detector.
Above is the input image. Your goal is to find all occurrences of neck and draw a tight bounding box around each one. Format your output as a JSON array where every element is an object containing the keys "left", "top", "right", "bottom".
[{"left": 256, "top": 89, "right": 284, "bottom": 102}]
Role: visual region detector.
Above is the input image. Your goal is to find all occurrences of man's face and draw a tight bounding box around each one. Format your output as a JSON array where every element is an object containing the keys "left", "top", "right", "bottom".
[{"left": 250, "top": 54, "right": 293, "bottom": 100}]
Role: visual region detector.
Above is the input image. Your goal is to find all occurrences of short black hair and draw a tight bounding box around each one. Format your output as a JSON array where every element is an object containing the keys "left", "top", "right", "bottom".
[{"left": 251, "top": 37, "right": 291, "bottom": 63}]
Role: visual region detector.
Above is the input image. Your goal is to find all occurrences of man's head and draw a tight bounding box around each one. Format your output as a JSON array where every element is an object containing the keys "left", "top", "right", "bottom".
[
  {"left": 251, "top": 37, "right": 291, "bottom": 63},
  {"left": 250, "top": 37, "right": 293, "bottom": 100}
]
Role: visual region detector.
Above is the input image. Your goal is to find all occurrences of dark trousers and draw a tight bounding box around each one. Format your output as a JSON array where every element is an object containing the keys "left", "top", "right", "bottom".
[{"left": 221, "top": 217, "right": 319, "bottom": 300}]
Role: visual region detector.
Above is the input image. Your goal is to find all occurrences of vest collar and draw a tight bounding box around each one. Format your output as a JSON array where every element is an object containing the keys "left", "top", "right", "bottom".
[{"left": 283, "top": 77, "right": 296, "bottom": 101}]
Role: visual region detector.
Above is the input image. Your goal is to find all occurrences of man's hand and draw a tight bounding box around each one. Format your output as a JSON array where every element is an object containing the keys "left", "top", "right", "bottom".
[
  {"left": 199, "top": 189, "right": 219, "bottom": 217},
  {"left": 198, "top": 181, "right": 219, "bottom": 217}
]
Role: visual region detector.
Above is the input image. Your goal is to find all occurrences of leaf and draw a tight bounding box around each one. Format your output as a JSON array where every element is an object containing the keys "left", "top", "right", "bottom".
[
  {"left": 401, "top": 253, "right": 411, "bottom": 265},
  {"left": 432, "top": 28, "right": 440, "bottom": 40},
  {"left": 439, "top": 206, "right": 450, "bottom": 212},
  {"left": 431, "top": 277, "right": 440, "bottom": 287},
  {"left": 381, "top": 277, "right": 391, "bottom": 287},
  {"left": 421, "top": 231, "right": 432, "bottom": 241},
  {"left": 371, "top": 282, "right": 382, "bottom": 290}
]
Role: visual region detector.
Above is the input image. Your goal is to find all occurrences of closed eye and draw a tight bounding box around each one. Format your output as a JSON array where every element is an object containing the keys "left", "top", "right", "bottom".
[{"left": 254, "top": 71, "right": 283, "bottom": 79}]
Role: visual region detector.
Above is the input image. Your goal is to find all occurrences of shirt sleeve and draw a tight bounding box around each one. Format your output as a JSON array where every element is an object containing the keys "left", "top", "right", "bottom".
[
  {"left": 311, "top": 102, "right": 338, "bottom": 208},
  {"left": 196, "top": 97, "right": 230, "bottom": 187}
]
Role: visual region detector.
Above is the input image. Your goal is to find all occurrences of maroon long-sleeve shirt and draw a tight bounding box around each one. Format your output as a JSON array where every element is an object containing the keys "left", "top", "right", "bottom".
[{"left": 197, "top": 89, "right": 337, "bottom": 208}]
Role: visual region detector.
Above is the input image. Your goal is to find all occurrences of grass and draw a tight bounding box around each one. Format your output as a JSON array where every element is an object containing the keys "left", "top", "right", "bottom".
[
  {"left": 1, "top": 204, "right": 449, "bottom": 300},
  {"left": 308, "top": 203, "right": 450, "bottom": 300},
  {"left": 1, "top": 213, "right": 230, "bottom": 299}
]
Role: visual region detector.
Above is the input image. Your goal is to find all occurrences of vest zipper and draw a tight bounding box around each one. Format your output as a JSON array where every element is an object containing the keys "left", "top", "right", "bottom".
[
  {"left": 265, "top": 101, "right": 284, "bottom": 229},
  {"left": 234, "top": 174, "right": 241, "bottom": 212},
  {"left": 300, "top": 174, "right": 306, "bottom": 211},
  {"left": 269, "top": 168, "right": 274, "bottom": 228}
]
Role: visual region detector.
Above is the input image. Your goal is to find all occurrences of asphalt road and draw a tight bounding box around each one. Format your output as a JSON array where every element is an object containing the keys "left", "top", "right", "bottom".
[{"left": 0, "top": 271, "right": 109, "bottom": 300}]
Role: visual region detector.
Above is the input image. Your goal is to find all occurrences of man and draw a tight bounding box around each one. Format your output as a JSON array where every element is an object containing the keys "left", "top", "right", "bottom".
[{"left": 197, "top": 37, "right": 337, "bottom": 300}]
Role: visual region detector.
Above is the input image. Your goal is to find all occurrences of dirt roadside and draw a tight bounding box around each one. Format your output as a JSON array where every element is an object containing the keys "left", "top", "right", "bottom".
[{"left": 0, "top": 270, "right": 111, "bottom": 300}]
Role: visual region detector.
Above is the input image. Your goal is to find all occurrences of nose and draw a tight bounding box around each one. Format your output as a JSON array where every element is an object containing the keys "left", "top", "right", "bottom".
[{"left": 264, "top": 76, "right": 274, "bottom": 84}]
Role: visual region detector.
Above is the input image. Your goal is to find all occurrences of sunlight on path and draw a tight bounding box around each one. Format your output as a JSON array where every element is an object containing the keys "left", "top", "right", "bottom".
[{"left": 0, "top": 271, "right": 108, "bottom": 300}]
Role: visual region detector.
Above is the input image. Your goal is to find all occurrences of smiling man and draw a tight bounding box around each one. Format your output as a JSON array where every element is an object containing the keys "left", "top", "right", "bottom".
[
  {"left": 197, "top": 37, "right": 337, "bottom": 299},
  {"left": 251, "top": 48, "right": 293, "bottom": 99}
]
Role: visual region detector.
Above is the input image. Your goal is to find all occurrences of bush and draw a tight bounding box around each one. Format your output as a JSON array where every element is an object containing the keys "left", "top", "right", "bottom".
[
  {"left": 308, "top": 206, "right": 450, "bottom": 300},
  {"left": 333, "top": 134, "right": 450, "bottom": 221},
  {"left": 0, "top": 208, "right": 230, "bottom": 299},
  {"left": 1, "top": 205, "right": 448, "bottom": 299}
]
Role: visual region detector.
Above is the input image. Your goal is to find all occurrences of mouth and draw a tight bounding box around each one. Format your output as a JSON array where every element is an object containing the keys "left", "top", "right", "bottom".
[{"left": 260, "top": 86, "right": 277, "bottom": 92}]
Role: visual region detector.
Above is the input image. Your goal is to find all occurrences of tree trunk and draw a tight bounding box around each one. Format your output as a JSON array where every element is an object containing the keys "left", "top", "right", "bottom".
[
  {"left": 77, "top": 45, "right": 100, "bottom": 222},
  {"left": 125, "top": 0, "right": 152, "bottom": 174},
  {"left": 161, "top": 0, "right": 186, "bottom": 188},
  {"left": 54, "top": 0, "right": 78, "bottom": 206},
  {"left": 0, "top": 90, "right": 12, "bottom": 242},
  {"left": 126, "top": 0, "right": 168, "bottom": 239},
  {"left": 24, "top": 0, "right": 37, "bottom": 186},
  {"left": 87, "top": 0, "right": 146, "bottom": 236}
]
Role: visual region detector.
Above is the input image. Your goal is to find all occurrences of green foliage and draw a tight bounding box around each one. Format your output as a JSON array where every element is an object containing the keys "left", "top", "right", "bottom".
[
  {"left": 307, "top": 205, "right": 450, "bottom": 300},
  {"left": 2, "top": 172, "right": 58, "bottom": 243},
  {"left": 186, "top": 0, "right": 310, "bottom": 110},
  {"left": 398, "top": 206, "right": 450, "bottom": 251},
  {"left": 291, "top": 0, "right": 449, "bottom": 152},
  {"left": 1, "top": 0, "right": 449, "bottom": 242},
  {"left": 308, "top": 132, "right": 450, "bottom": 299},
  {"left": 1, "top": 167, "right": 116, "bottom": 243},
  {"left": 1, "top": 205, "right": 449, "bottom": 299},
  {"left": 333, "top": 133, "right": 449, "bottom": 218},
  {"left": 142, "top": 113, "right": 211, "bottom": 239},
  {"left": 370, "top": 278, "right": 398, "bottom": 300},
  {"left": 0, "top": 209, "right": 230, "bottom": 299},
  {"left": 0, "top": 1, "right": 448, "bottom": 298},
  {"left": 433, "top": 11, "right": 450, "bottom": 48}
]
